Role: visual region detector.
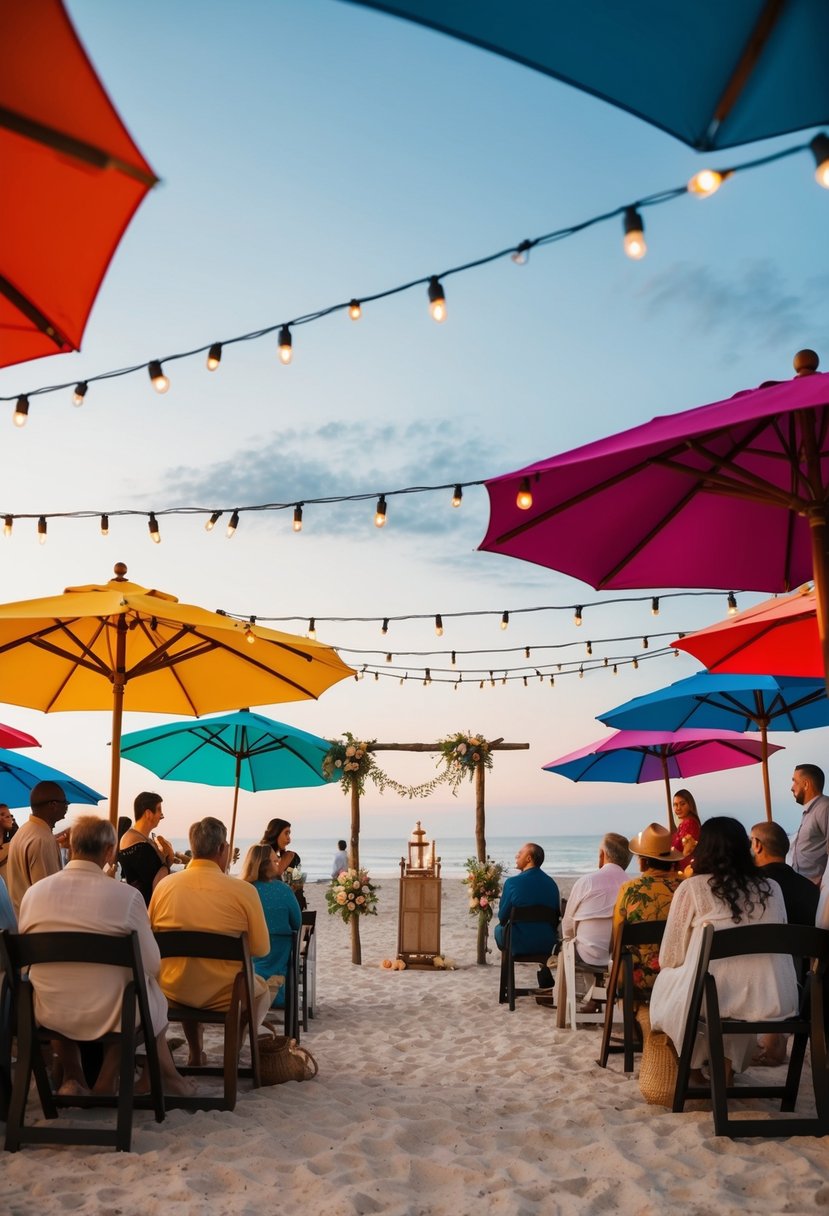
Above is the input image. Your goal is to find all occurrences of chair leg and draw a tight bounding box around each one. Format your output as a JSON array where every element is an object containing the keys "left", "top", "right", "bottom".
[
  {"left": 702, "top": 981, "right": 731, "bottom": 1137},
  {"left": 5, "top": 987, "right": 36, "bottom": 1151},
  {"left": 783, "top": 1030, "right": 808, "bottom": 1112},
  {"left": 116, "top": 988, "right": 136, "bottom": 1153},
  {"left": 622, "top": 963, "right": 636, "bottom": 1073},
  {"left": 223, "top": 1003, "right": 240, "bottom": 1111}
]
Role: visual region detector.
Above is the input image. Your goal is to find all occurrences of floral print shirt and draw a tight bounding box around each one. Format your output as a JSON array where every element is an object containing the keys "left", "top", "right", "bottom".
[{"left": 612, "top": 870, "right": 682, "bottom": 993}]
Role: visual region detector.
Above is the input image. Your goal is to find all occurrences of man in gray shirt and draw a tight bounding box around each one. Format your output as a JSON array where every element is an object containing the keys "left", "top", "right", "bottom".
[{"left": 790, "top": 764, "right": 829, "bottom": 884}]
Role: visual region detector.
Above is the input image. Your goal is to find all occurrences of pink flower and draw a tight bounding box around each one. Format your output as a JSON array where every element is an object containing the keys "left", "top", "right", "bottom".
[{"left": 479, "top": 895, "right": 488, "bottom": 908}]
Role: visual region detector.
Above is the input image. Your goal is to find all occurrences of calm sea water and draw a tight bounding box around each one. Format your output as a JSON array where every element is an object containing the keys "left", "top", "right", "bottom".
[{"left": 169, "top": 834, "right": 605, "bottom": 882}]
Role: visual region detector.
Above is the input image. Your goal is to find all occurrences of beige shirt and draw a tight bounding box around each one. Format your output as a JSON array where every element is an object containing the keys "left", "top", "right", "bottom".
[
  {"left": 6, "top": 815, "right": 62, "bottom": 917},
  {"left": 149, "top": 859, "right": 269, "bottom": 1012}
]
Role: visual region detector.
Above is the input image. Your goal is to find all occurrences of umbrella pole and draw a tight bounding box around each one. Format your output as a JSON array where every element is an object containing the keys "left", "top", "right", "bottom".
[
  {"left": 227, "top": 757, "right": 242, "bottom": 871},
  {"left": 808, "top": 511, "right": 829, "bottom": 700},
  {"left": 350, "top": 782, "right": 361, "bottom": 965},
  {"left": 661, "top": 755, "right": 674, "bottom": 832},
  {"left": 108, "top": 617, "right": 128, "bottom": 827},
  {"left": 760, "top": 722, "right": 772, "bottom": 823}
]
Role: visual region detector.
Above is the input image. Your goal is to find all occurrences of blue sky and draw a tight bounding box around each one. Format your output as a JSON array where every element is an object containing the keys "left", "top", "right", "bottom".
[{"left": 1, "top": 0, "right": 827, "bottom": 845}]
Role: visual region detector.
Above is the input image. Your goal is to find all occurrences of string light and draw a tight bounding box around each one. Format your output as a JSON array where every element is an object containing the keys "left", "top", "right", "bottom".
[
  {"left": 278, "top": 326, "right": 293, "bottom": 365},
  {"left": 148, "top": 360, "right": 169, "bottom": 393},
  {"left": 374, "top": 495, "right": 387, "bottom": 528},
  {"left": 386, "top": 653, "right": 392, "bottom": 663},
  {"left": 382, "top": 618, "right": 389, "bottom": 635},
  {"left": 501, "top": 611, "right": 509, "bottom": 630},
  {"left": 100, "top": 514, "right": 109, "bottom": 537},
  {"left": 37, "top": 516, "right": 47, "bottom": 545},
  {"left": 307, "top": 618, "right": 316, "bottom": 640},
  {"left": 292, "top": 504, "right": 303, "bottom": 533},
  {"left": 623, "top": 206, "right": 646, "bottom": 260},
  {"left": 148, "top": 512, "right": 160, "bottom": 544},
  {"left": 633, "top": 657, "right": 639, "bottom": 669},
  {"left": 523, "top": 676, "right": 528, "bottom": 687},
  {"left": 348, "top": 299, "right": 362, "bottom": 320},
  {"left": 246, "top": 618, "right": 256, "bottom": 645},
  {"left": 3, "top": 515, "right": 12, "bottom": 537},
  {"left": 579, "top": 664, "right": 584, "bottom": 679},
  {"left": 574, "top": 606, "right": 583, "bottom": 626},
  {"left": 72, "top": 381, "right": 88, "bottom": 406},
  {"left": 811, "top": 133, "right": 829, "bottom": 188},
  {"left": 206, "top": 342, "right": 222, "bottom": 371},
  {"left": 451, "top": 650, "right": 456, "bottom": 666},
  {"left": 204, "top": 510, "right": 222, "bottom": 532},
  {"left": 586, "top": 641, "right": 593, "bottom": 655},
  {"left": 226, "top": 509, "right": 240, "bottom": 538},
  {"left": 727, "top": 592, "right": 738, "bottom": 615},
  {"left": 451, "top": 484, "right": 463, "bottom": 508},
  {"left": 13, "top": 396, "right": 29, "bottom": 427},
  {"left": 613, "top": 664, "right": 618, "bottom": 675},
  {"left": 435, "top": 614, "right": 444, "bottom": 636},
  {"left": 687, "top": 169, "right": 728, "bottom": 198},
  {"left": 651, "top": 597, "right": 660, "bottom": 616},
  {"left": 428, "top": 277, "right": 446, "bottom": 322},
  {"left": 374, "top": 671, "right": 379, "bottom": 681},
  {"left": 424, "top": 668, "right": 432, "bottom": 685},
  {"left": 524, "top": 647, "right": 530, "bottom": 659},
  {"left": 490, "top": 671, "right": 495, "bottom": 687},
  {"left": 642, "top": 636, "right": 649, "bottom": 649},
  {"left": 516, "top": 478, "right": 533, "bottom": 510},
  {"left": 511, "top": 239, "right": 531, "bottom": 265}
]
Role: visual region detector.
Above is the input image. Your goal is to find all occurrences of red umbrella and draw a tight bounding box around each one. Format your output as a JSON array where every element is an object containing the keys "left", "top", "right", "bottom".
[
  {"left": 0, "top": 0, "right": 157, "bottom": 368},
  {"left": 480, "top": 350, "right": 829, "bottom": 695},
  {"left": 0, "top": 723, "right": 39, "bottom": 750},
  {"left": 674, "top": 586, "right": 821, "bottom": 679}
]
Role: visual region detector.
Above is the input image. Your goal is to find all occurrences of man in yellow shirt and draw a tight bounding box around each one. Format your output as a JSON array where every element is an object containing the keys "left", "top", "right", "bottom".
[{"left": 149, "top": 816, "right": 270, "bottom": 1067}]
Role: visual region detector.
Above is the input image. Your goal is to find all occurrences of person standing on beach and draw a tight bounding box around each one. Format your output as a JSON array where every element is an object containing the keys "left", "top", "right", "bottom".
[
  {"left": 495, "top": 842, "right": 560, "bottom": 989},
  {"left": 119, "top": 792, "right": 177, "bottom": 905},
  {"left": 6, "top": 781, "right": 66, "bottom": 917},
  {"left": 789, "top": 764, "right": 829, "bottom": 883},
  {"left": 332, "top": 839, "right": 348, "bottom": 878},
  {"left": 0, "top": 803, "right": 19, "bottom": 886}
]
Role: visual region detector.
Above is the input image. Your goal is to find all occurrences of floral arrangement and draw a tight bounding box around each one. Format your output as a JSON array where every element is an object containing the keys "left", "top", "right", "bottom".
[
  {"left": 462, "top": 856, "right": 505, "bottom": 925},
  {"left": 326, "top": 866, "right": 379, "bottom": 923},
  {"left": 284, "top": 866, "right": 306, "bottom": 886},
  {"left": 322, "top": 732, "right": 376, "bottom": 795},
  {"left": 438, "top": 732, "right": 493, "bottom": 792}
]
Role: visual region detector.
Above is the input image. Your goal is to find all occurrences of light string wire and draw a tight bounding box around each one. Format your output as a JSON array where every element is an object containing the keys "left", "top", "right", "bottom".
[
  {"left": 0, "top": 139, "right": 815, "bottom": 409},
  {"left": 349, "top": 645, "right": 679, "bottom": 685}
]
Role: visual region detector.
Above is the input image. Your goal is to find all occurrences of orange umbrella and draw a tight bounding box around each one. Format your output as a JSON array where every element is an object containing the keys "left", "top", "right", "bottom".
[
  {"left": 0, "top": 0, "right": 157, "bottom": 367},
  {"left": 674, "top": 586, "right": 820, "bottom": 678}
]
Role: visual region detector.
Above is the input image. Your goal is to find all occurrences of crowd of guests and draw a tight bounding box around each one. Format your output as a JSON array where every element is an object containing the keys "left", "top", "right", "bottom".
[
  {"left": 495, "top": 762, "right": 829, "bottom": 1085},
  {"left": 0, "top": 783, "right": 308, "bottom": 1098}
]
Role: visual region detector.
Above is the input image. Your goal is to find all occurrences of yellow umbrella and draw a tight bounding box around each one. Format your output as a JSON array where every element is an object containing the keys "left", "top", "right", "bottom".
[{"left": 0, "top": 562, "right": 354, "bottom": 822}]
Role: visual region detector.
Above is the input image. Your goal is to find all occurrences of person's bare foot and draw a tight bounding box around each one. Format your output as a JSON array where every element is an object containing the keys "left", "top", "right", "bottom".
[
  {"left": 57, "top": 1079, "right": 92, "bottom": 1100},
  {"left": 165, "top": 1074, "right": 198, "bottom": 1096},
  {"left": 186, "top": 1050, "right": 207, "bottom": 1067}
]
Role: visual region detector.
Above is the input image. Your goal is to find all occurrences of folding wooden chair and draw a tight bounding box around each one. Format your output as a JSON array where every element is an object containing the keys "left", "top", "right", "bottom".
[
  {"left": 0, "top": 930, "right": 164, "bottom": 1153},
  {"left": 153, "top": 930, "right": 261, "bottom": 1111},
  {"left": 498, "top": 905, "right": 560, "bottom": 1011},
  {"left": 598, "top": 919, "right": 667, "bottom": 1071},
  {"left": 299, "top": 911, "right": 317, "bottom": 1032},
  {"left": 555, "top": 938, "right": 607, "bottom": 1029},
  {"left": 673, "top": 922, "right": 829, "bottom": 1137}
]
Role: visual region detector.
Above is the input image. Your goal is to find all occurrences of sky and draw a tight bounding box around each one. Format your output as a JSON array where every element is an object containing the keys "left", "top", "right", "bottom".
[{"left": 1, "top": 0, "right": 828, "bottom": 848}]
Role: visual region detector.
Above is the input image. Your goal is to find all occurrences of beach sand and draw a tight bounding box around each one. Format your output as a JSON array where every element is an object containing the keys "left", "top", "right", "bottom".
[{"left": 2, "top": 876, "right": 827, "bottom": 1216}]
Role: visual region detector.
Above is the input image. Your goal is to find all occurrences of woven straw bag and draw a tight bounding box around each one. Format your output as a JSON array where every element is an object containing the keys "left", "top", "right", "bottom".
[
  {"left": 258, "top": 1035, "right": 319, "bottom": 1085},
  {"left": 636, "top": 1005, "right": 678, "bottom": 1106}
]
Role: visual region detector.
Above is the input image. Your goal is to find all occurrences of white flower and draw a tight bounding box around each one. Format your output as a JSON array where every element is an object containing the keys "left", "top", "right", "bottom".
[
  {"left": 336, "top": 890, "right": 347, "bottom": 904},
  {"left": 345, "top": 745, "right": 356, "bottom": 757}
]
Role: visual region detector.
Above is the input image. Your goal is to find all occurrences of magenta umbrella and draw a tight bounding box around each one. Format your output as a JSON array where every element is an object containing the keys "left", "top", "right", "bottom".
[
  {"left": 543, "top": 728, "right": 784, "bottom": 827},
  {"left": 480, "top": 350, "right": 829, "bottom": 695}
]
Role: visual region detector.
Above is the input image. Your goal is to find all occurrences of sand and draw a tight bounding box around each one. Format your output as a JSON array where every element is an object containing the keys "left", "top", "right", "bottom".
[{"left": 2, "top": 875, "right": 827, "bottom": 1216}]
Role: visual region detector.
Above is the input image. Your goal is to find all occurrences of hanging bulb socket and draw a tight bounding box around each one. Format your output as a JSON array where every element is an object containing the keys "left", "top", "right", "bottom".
[
  {"left": 574, "top": 606, "right": 583, "bottom": 626},
  {"left": 348, "top": 299, "right": 362, "bottom": 320},
  {"left": 13, "top": 396, "right": 29, "bottom": 427},
  {"left": 100, "top": 513, "right": 109, "bottom": 537},
  {"left": 651, "top": 597, "right": 660, "bottom": 616},
  {"left": 451, "top": 484, "right": 463, "bottom": 508},
  {"left": 148, "top": 360, "right": 169, "bottom": 392},
  {"left": 246, "top": 618, "right": 256, "bottom": 645},
  {"left": 427, "top": 276, "right": 446, "bottom": 322},
  {"left": 226, "top": 509, "right": 240, "bottom": 538},
  {"left": 511, "top": 239, "right": 531, "bottom": 265},
  {"left": 501, "top": 610, "right": 509, "bottom": 630},
  {"left": 307, "top": 617, "right": 316, "bottom": 640},
  {"left": 37, "top": 515, "right": 47, "bottom": 545},
  {"left": 148, "top": 512, "right": 160, "bottom": 544},
  {"left": 579, "top": 664, "right": 584, "bottom": 679},
  {"left": 3, "top": 515, "right": 12, "bottom": 538},
  {"left": 451, "top": 650, "right": 456, "bottom": 666},
  {"left": 642, "top": 636, "right": 649, "bottom": 649},
  {"left": 586, "top": 641, "right": 593, "bottom": 655},
  {"left": 811, "top": 133, "right": 829, "bottom": 189},
  {"left": 73, "top": 381, "right": 88, "bottom": 406},
  {"left": 205, "top": 510, "right": 221, "bottom": 533},
  {"left": 292, "top": 504, "right": 303, "bottom": 532},
  {"left": 623, "top": 207, "right": 646, "bottom": 260},
  {"left": 206, "top": 342, "right": 222, "bottom": 371},
  {"left": 516, "top": 477, "right": 533, "bottom": 510},
  {"left": 435, "top": 614, "right": 444, "bottom": 636},
  {"left": 386, "top": 652, "right": 392, "bottom": 663},
  {"left": 524, "top": 647, "right": 530, "bottom": 659},
  {"left": 278, "top": 325, "right": 293, "bottom": 365},
  {"left": 374, "top": 495, "right": 387, "bottom": 527},
  {"left": 727, "top": 591, "right": 738, "bottom": 615}
]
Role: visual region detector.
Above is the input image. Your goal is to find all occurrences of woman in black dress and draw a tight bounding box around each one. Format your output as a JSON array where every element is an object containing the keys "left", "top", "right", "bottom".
[{"left": 118, "top": 792, "right": 175, "bottom": 905}]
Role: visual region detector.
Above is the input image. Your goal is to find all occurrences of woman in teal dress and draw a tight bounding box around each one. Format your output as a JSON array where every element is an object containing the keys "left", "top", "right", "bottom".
[{"left": 241, "top": 844, "right": 301, "bottom": 1008}]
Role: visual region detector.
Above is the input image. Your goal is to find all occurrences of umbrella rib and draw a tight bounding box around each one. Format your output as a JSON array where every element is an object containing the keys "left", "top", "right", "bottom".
[
  {"left": 0, "top": 105, "right": 158, "bottom": 187},
  {"left": 705, "top": 0, "right": 787, "bottom": 142},
  {"left": 0, "top": 273, "right": 73, "bottom": 351}
]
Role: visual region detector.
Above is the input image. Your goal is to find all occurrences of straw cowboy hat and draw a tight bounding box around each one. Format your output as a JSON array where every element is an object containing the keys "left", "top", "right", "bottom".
[{"left": 629, "top": 822, "right": 683, "bottom": 862}]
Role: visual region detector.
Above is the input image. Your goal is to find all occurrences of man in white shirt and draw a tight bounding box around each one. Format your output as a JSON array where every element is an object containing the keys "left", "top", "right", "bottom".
[
  {"left": 332, "top": 839, "right": 349, "bottom": 879},
  {"left": 562, "top": 833, "right": 631, "bottom": 1008}
]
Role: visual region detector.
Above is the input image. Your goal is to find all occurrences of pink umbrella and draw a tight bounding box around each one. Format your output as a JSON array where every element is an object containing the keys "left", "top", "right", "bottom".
[
  {"left": 543, "top": 728, "right": 783, "bottom": 827},
  {"left": 480, "top": 350, "right": 829, "bottom": 694}
]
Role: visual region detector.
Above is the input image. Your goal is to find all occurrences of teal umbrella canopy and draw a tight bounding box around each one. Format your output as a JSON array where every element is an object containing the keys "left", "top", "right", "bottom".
[
  {"left": 120, "top": 710, "right": 334, "bottom": 857},
  {"left": 0, "top": 748, "right": 103, "bottom": 809}
]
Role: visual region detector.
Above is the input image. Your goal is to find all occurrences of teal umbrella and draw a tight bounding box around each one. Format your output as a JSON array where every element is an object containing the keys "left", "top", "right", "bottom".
[{"left": 120, "top": 710, "right": 333, "bottom": 859}]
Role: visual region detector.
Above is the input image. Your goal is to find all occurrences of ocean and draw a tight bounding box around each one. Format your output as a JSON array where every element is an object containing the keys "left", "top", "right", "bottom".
[{"left": 170, "top": 834, "right": 606, "bottom": 882}]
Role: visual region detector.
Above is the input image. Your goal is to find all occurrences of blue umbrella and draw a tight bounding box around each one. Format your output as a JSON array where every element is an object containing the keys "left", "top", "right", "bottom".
[
  {"left": 0, "top": 749, "right": 104, "bottom": 809},
  {"left": 599, "top": 673, "right": 828, "bottom": 820},
  {"left": 120, "top": 710, "right": 333, "bottom": 858}
]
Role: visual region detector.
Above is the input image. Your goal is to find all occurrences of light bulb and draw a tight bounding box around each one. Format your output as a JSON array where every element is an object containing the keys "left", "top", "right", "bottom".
[
  {"left": 811, "top": 134, "right": 829, "bottom": 188},
  {"left": 435, "top": 614, "right": 443, "bottom": 637},
  {"left": 3, "top": 515, "right": 12, "bottom": 538},
  {"left": 100, "top": 514, "right": 109, "bottom": 537},
  {"left": 501, "top": 611, "right": 509, "bottom": 630},
  {"left": 516, "top": 478, "right": 533, "bottom": 510},
  {"left": 307, "top": 618, "right": 316, "bottom": 640},
  {"left": 73, "top": 381, "right": 88, "bottom": 406},
  {"left": 642, "top": 637, "right": 649, "bottom": 649},
  {"left": 292, "top": 504, "right": 303, "bottom": 533},
  {"left": 574, "top": 606, "right": 583, "bottom": 627},
  {"left": 687, "top": 169, "right": 725, "bottom": 198},
  {"left": 148, "top": 512, "right": 160, "bottom": 544},
  {"left": 511, "top": 240, "right": 531, "bottom": 265},
  {"left": 278, "top": 325, "right": 293, "bottom": 365},
  {"left": 613, "top": 664, "right": 618, "bottom": 675},
  {"left": 623, "top": 207, "right": 646, "bottom": 260},
  {"left": 586, "top": 641, "right": 592, "bottom": 655},
  {"left": 381, "top": 618, "right": 389, "bottom": 635},
  {"left": 524, "top": 647, "right": 530, "bottom": 659},
  {"left": 207, "top": 342, "right": 222, "bottom": 371},
  {"left": 205, "top": 510, "right": 221, "bottom": 533},
  {"left": 450, "top": 650, "right": 456, "bottom": 666},
  {"left": 651, "top": 597, "right": 660, "bottom": 616},
  {"left": 727, "top": 591, "right": 738, "bottom": 615},
  {"left": 348, "top": 299, "right": 362, "bottom": 320},
  {"left": 374, "top": 495, "right": 387, "bottom": 528},
  {"left": 226, "top": 510, "right": 239, "bottom": 538},
  {"left": 428, "top": 276, "right": 446, "bottom": 322},
  {"left": 386, "top": 653, "right": 392, "bottom": 663},
  {"left": 579, "top": 664, "right": 584, "bottom": 679},
  {"left": 13, "top": 396, "right": 29, "bottom": 427},
  {"left": 37, "top": 516, "right": 47, "bottom": 545},
  {"left": 633, "top": 657, "right": 639, "bottom": 669},
  {"left": 148, "top": 360, "right": 169, "bottom": 393},
  {"left": 246, "top": 623, "right": 256, "bottom": 645},
  {"left": 451, "top": 484, "right": 462, "bottom": 508}
]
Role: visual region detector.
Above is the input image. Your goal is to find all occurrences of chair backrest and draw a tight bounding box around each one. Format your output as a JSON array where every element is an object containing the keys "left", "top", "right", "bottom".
[
  {"left": 1, "top": 929, "right": 144, "bottom": 973},
  {"left": 703, "top": 922, "right": 829, "bottom": 967},
  {"left": 154, "top": 930, "right": 248, "bottom": 965},
  {"left": 299, "top": 910, "right": 316, "bottom": 956},
  {"left": 617, "top": 918, "right": 667, "bottom": 949},
  {"left": 509, "top": 904, "right": 560, "bottom": 927}
]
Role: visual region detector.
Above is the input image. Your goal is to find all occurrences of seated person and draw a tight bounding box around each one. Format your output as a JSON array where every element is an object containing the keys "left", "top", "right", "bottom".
[
  {"left": 149, "top": 816, "right": 271, "bottom": 1067},
  {"left": 612, "top": 822, "right": 682, "bottom": 1002},
  {"left": 562, "top": 832, "right": 631, "bottom": 1010},
  {"left": 241, "top": 843, "right": 302, "bottom": 1008},
  {"left": 495, "top": 842, "right": 560, "bottom": 989},
  {"left": 17, "top": 815, "right": 192, "bottom": 1096}
]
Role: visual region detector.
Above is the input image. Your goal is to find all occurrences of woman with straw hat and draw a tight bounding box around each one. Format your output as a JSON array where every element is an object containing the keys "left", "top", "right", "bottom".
[{"left": 612, "top": 823, "right": 683, "bottom": 1000}]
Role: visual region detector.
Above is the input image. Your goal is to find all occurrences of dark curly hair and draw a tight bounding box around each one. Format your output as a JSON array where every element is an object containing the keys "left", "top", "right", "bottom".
[{"left": 692, "top": 816, "right": 772, "bottom": 923}]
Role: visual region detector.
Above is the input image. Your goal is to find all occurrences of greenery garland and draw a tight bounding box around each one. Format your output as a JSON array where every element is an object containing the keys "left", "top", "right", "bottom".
[
  {"left": 323, "top": 732, "right": 451, "bottom": 799},
  {"left": 437, "top": 731, "right": 494, "bottom": 793}
]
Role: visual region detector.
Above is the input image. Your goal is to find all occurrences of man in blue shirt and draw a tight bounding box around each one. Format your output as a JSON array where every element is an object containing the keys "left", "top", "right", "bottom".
[{"left": 495, "top": 842, "right": 560, "bottom": 988}]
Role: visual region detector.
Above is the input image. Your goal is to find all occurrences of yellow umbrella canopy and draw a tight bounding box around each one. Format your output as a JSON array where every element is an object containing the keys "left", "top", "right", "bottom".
[{"left": 0, "top": 563, "right": 354, "bottom": 821}]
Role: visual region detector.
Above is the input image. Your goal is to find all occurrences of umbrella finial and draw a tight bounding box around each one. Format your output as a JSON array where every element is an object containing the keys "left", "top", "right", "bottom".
[
  {"left": 793, "top": 349, "right": 819, "bottom": 376},
  {"left": 113, "top": 562, "right": 128, "bottom": 581}
]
